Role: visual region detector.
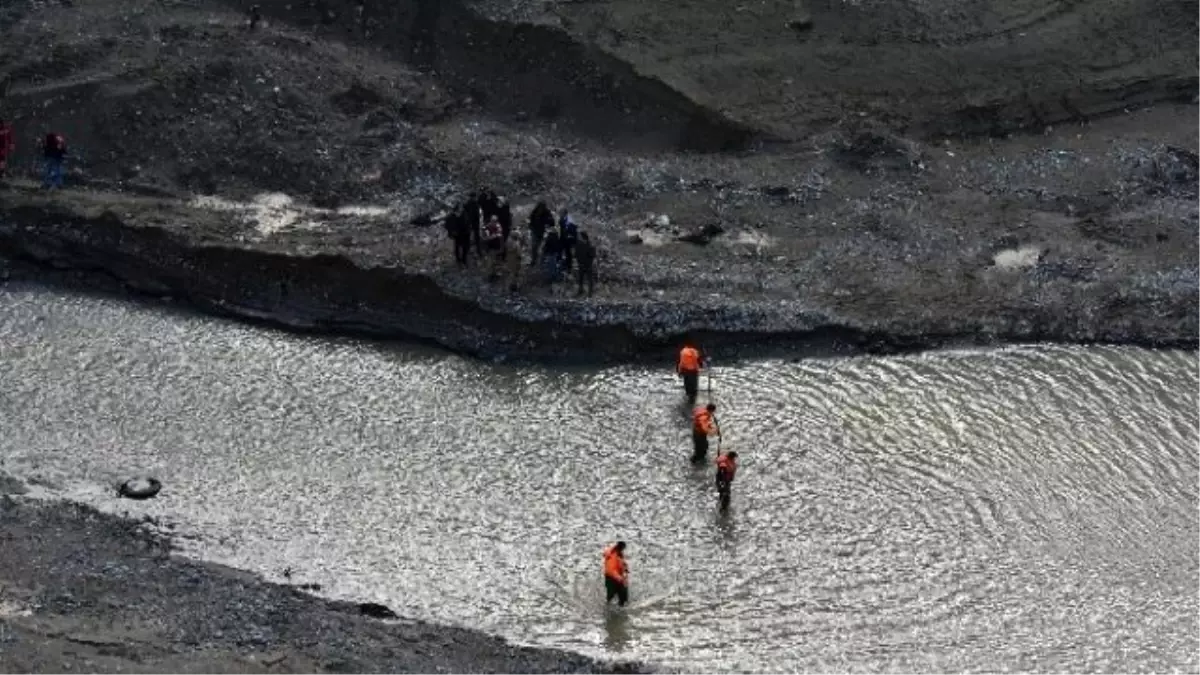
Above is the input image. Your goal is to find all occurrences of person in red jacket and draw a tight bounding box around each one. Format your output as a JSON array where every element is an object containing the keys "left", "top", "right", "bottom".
[
  {"left": 715, "top": 451, "right": 738, "bottom": 511},
  {"left": 0, "top": 120, "right": 14, "bottom": 179}
]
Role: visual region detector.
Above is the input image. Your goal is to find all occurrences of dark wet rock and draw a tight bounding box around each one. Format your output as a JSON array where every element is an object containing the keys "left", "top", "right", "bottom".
[
  {"left": 677, "top": 223, "right": 725, "bottom": 245},
  {"left": 1134, "top": 145, "right": 1200, "bottom": 197},
  {"left": 409, "top": 211, "right": 446, "bottom": 227},
  {"left": 787, "top": 0, "right": 813, "bottom": 33},
  {"left": 0, "top": 499, "right": 651, "bottom": 674},
  {"left": 0, "top": 471, "right": 29, "bottom": 495},
  {"left": 356, "top": 602, "right": 400, "bottom": 619},
  {"left": 118, "top": 477, "right": 162, "bottom": 500},
  {"left": 832, "top": 126, "right": 923, "bottom": 173}
]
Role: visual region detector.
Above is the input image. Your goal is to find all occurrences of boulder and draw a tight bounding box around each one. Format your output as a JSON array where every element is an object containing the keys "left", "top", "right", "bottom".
[
  {"left": 677, "top": 223, "right": 725, "bottom": 245},
  {"left": 118, "top": 477, "right": 162, "bottom": 500}
]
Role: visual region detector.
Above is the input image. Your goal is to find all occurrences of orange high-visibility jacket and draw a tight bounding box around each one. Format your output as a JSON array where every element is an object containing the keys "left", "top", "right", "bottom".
[
  {"left": 677, "top": 346, "right": 701, "bottom": 374},
  {"left": 603, "top": 546, "right": 628, "bottom": 584}
]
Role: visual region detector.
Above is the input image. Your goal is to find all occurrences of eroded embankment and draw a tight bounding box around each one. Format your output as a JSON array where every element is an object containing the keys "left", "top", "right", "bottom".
[
  {"left": 1, "top": 195, "right": 1196, "bottom": 365},
  {"left": 0, "top": 492, "right": 646, "bottom": 673},
  {"left": 0, "top": 202, "right": 914, "bottom": 363}
]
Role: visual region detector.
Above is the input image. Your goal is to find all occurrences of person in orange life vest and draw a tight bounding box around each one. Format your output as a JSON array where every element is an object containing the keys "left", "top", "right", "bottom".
[
  {"left": 716, "top": 450, "right": 738, "bottom": 511},
  {"left": 603, "top": 541, "right": 629, "bottom": 606},
  {"left": 677, "top": 343, "right": 704, "bottom": 404},
  {"left": 692, "top": 402, "right": 719, "bottom": 463}
]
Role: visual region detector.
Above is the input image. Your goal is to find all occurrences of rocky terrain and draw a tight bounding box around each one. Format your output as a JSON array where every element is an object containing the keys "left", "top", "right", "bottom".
[
  {"left": 0, "top": 1, "right": 1196, "bottom": 671},
  {"left": 0, "top": 485, "right": 646, "bottom": 674},
  {"left": 0, "top": 0, "right": 1196, "bottom": 363}
]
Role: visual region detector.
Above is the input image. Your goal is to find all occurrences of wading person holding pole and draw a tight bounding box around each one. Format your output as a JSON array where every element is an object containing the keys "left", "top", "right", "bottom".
[
  {"left": 677, "top": 342, "right": 705, "bottom": 404},
  {"left": 691, "top": 402, "right": 719, "bottom": 463}
]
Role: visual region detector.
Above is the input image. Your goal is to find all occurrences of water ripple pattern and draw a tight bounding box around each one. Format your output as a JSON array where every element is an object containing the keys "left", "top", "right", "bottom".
[{"left": 1, "top": 286, "right": 1196, "bottom": 673}]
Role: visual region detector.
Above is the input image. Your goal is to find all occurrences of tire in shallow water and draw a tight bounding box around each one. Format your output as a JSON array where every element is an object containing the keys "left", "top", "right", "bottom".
[{"left": 118, "top": 477, "right": 162, "bottom": 500}]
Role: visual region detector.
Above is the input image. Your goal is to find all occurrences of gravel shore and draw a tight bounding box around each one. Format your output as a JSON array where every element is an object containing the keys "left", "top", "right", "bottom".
[{"left": 0, "top": 484, "right": 647, "bottom": 674}]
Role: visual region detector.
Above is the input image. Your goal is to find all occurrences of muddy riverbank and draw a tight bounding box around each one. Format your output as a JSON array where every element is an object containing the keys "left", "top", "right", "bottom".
[
  {"left": 0, "top": 0, "right": 1195, "bottom": 363},
  {"left": 0, "top": 181, "right": 1196, "bottom": 364},
  {"left": 0, "top": 490, "right": 647, "bottom": 674}
]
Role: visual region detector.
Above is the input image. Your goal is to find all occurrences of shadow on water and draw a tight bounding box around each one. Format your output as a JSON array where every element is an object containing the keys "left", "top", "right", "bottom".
[{"left": 602, "top": 609, "right": 631, "bottom": 652}]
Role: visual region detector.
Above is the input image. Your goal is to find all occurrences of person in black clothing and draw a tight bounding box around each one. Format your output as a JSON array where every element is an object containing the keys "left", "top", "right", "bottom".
[
  {"left": 527, "top": 201, "right": 553, "bottom": 268},
  {"left": 497, "top": 198, "right": 513, "bottom": 241},
  {"left": 558, "top": 210, "right": 579, "bottom": 273},
  {"left": 479, "top": 189, "right": 499, "bottom": 222},
  {"left": 446, "top": 208, "right": 471, "bottom": 267},
  {"left": 497, "top": 198, "right": 513, "bottom": 260},
  {"left": 42, "top": 132, "right": 67, "bottom": 189},
  {"left": 541, "top": 228, "right": 562, "bottom": 283},
  {"left": 575, "top": 232, "right": 597, "bottom": 297},
  {"left": 462, "top": 196, "right": 483, "bottom": 259}
]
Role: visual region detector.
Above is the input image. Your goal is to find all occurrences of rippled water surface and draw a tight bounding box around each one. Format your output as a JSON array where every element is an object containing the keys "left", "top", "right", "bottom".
[{"left": 1, "top": 286, "right": 1197, "bottom": 672}]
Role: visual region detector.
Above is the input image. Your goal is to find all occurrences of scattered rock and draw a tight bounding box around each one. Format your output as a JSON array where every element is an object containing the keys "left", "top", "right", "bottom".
[
  {"left": 677, "top": 223, "right": 726, "bottom": 245},
  {"left": 0, "top": 472, "right": 28, "bottom": 496},
  {"left": 991, "top": 245, "right": 1044, "bottom": 271},
  {"left": 832, "top": 126, "right": 923, "bottom": 172},
  {"left": 787, "top": 0, "right": 813, "bottom": 31},
  {"left": 117, "top": 477, "right": 162, "bottom": 500},
  {"left": 357, "top": 602, "right": 399, "bottom": 619},
  {"left": 1136, "top": 145, "right": 1200, "bottom": 196}
]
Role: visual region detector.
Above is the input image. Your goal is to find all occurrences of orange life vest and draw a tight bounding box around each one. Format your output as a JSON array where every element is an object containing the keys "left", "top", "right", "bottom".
[
  {"left": 716, "top": 454, "right": 737, "bottom": 482},
  {"left": 603, "top": 545, "right": 627, "bottom": 583},
  {"left": 693, "top": 407, "right": 715, "bottom": 435},
  {"left": 677, "top": 346, "right": 700, "bottom": 374}
]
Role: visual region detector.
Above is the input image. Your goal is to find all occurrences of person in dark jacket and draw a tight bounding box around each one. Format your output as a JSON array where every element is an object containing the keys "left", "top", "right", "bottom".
[
  {"left": 541, "top": 228, "right": 562, "bottom": 283},
  {"left": 497, "top": 198, "right": 513, "bottom": 241},
  {"left": 42, "top": 132, "right": 67, "bottom": 189},
  {"left": 527, "top": 201, "right": 553, "bottom": 267},
  {"left": 479, "top": 189, "right": 499, "bottom": 222},
  {"left": 462, "top": 196, "right": 483, "bottom": 259},
  {"left": 558, "top": 210, "right": 578, "bottom": 273},
  {"left": 446, "top": 208, "right": 471, "bottom": 267},
  {"left": 497, "top": 198, "right": 513, "bottom": 260},
  {"left": 0, "top": 119, "right": 14, "bottom": 179},
  {"left": 575, "top": 231, "right": 597, "bottom": 297}
]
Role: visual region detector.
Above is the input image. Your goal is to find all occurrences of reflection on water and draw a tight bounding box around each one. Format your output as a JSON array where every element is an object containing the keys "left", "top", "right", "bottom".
[{"left": 1, "top": 285, "right": 1197, "bottom": 673}]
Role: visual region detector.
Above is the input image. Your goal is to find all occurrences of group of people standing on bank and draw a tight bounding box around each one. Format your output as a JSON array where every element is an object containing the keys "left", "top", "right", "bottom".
[
  {"left": 0, "top": 120, "right": 69, "bottom": 189},
  {"left": 602, "top": 341, "right": 739, "bottom": 608},
  {"left": 442, "top": 191, "right": 598, "bottom": 297}
]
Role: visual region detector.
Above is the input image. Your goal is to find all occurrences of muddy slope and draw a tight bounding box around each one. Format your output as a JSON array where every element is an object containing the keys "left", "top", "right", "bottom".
[
  {"left": 237, "top": 0, "right": 1198, "bottom": 141},
  {"left": 230, "top": 0, "right": 763, "bottom": 152},
  {"left": 0, "top": 493, "right": 646, "bottom": 673},
  {"left": 546, "top": 0, "right": 1199, "bottom": 139}
]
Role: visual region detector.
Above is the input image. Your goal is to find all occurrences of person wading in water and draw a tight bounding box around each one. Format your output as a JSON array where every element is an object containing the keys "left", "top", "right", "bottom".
[
  {"left": 603, "top": 541, "right": 629, "bottom": 607},
  {"left": 692, "top": 403, "right": 719, "bottom": 463},
  {"left": 715, "top": 450, "right": 738, "bottom": 511},
  {"left": 676, "top": 342, "right": 705, "bottom": 404}
]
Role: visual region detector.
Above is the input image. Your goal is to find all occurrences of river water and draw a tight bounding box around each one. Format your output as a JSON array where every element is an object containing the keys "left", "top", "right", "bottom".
[{"left": 1, "top": 284, "right": 1196, "bottom": 673}]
